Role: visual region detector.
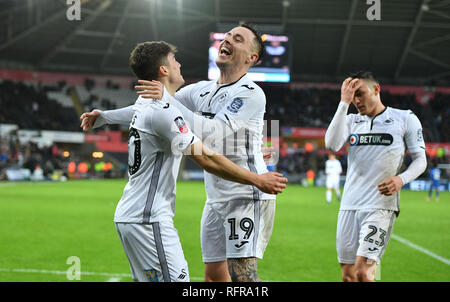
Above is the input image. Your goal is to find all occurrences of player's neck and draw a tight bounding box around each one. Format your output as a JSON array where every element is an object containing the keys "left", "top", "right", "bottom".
[
  {"left": 217, "top": 66, "right": 247, "bottom": 85},
  {"left": 367, "top": 103, "right": 386, "bottom": 117},
  {"left": 160, "top": 79, "right": 177, "bottom": 96}
]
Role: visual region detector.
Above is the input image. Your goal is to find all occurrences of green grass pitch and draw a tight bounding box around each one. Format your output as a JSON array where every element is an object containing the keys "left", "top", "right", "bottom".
[{"left": 0, "top": 180, "right": 448, "bottom": 282}]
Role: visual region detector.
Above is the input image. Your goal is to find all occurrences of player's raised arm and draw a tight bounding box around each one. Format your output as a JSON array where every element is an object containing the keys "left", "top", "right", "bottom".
[
  {"left": 136, "top": 81, "right": 262, "bottom": 140},
  {"left": 186, "top": 141, "right": 287, "bottom": 195},
  {"left": 79, "top": 105, "right": 135, "bottom": 131},
  {"left": 142, "top": 84, "right": 236, "bottom": 142},
  {"left": 136, "top": 79, "right": 197, "bottom": 111},
  {"left": 325, "top": 78, "right": 361, "bottom": 151}
]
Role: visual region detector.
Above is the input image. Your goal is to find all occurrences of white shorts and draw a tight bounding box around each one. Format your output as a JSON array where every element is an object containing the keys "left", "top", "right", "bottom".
[
  {"left": 115, "top": 221, "right": 189, "bottom": 282},
  {"left": 326, "top": 175, "right": 340, "bottom": 189},
  {"left": 336, "top": 209, "right": 396, "bottom": 265},
  {"left": 200, "top": 199, "right": 276, "bottom": 263}
]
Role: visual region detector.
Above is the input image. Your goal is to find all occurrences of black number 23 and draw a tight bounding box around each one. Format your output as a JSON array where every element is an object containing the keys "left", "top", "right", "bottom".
[{"left": 364, "top": 225, "right": 387, "bottom": 247}]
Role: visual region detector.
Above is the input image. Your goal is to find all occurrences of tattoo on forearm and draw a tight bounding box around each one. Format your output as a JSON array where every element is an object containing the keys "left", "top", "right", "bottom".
[{"left": 227, "top": 257, "right": 262, "bottom": 282}]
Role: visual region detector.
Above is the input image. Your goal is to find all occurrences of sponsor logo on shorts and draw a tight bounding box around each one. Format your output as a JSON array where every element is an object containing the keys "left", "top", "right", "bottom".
[
  {"left": 349, "top": 133, "right": 393, "bottom": 146},
  {"left": 178, "top": 269, "right": 187, "bottom": 280},
  {"left": 368, "top": 247, "right": 379, "bottom": 252},
  {"left": 144, "top": 268, "right": 159, "bottom": 282}
]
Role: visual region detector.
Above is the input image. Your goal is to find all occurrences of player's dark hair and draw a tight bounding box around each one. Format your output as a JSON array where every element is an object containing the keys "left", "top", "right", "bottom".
[
  {"left": 129, "top": 41, "right": 177, "bottom": 81},
  {"left": 239, "top": 22, "right": 265, "bottom": 63},
  {"left": 349, "top": 71, "right": 379, "bottom": 84}
]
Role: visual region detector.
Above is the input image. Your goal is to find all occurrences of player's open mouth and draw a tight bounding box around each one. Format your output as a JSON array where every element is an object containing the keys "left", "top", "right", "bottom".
[{"left": 219, "top": 46, "right": 232, "bottom": 57}]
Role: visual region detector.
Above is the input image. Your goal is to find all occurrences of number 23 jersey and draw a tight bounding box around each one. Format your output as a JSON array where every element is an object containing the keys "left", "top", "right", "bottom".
[{"left": 341, "top": 107, "right": 425, "bottom": 212}]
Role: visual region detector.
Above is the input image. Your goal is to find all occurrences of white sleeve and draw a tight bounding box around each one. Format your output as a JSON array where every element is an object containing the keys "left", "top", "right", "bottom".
[
  {"left": 397, "top": 112, "right": 427, "bottom": 185},
  {"left": 325, "top": 102, "right": 352, "bottom": 152},
  {"left": 214, "top": 88, "right": 265, "bottom": 132},
  {"left": 174, "top": 83, "right": 197, "bottom": 111},
  {"left": 92, "top": 105, "right": 135, "bottom": 128},
  {"left": 403, "top": 111, "right": 426, "bottom": 153},
  {"left": 162, "top": 87, "right": 229, "bottom": 141},
  {"left": 149, "top": 105, "right": 199, "bottom": 153},
  {"left": 397, "top": 151, "right": 427, "bottom": 185}
]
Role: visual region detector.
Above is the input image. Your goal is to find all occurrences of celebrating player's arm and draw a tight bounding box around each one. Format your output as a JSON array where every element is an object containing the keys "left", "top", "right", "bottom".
[
  {"left": 80, "top": 80, "right": 164, "bottom": 131},
  {"left": 135, "top": 79, "right": 264, "bottom": 138},
  {"left": 136, "top": 79, "right": 277, "bottom": 160},
  {"left": 187, "top": 142, "right": 286, "bottom": 195},
  {"left": 80, "top": 105, "right": 135, "bottom": 131},
  {"left": 152, "top": 104, "right": 287, "bottom": 195},
  {"left": 324, "top": 77, "right": 363, "bottom": 151}
]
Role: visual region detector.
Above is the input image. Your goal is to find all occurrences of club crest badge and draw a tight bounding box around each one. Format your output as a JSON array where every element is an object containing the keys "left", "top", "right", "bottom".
[{"left": 227, "top": 98, "right": 243, "bottom": 114}]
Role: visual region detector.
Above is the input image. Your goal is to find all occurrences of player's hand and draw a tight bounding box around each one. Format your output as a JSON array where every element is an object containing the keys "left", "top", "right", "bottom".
[
  {"left": 261, "top": 146, "right": 275, "bottom": 164},
  {"left": 378, "top": 176, "right": 403, "bottom": 196},
  {"left": 341, "top": 77, "right": 362, "bottom": 104},
  {"left": 135, "top": 80, "right": 164, "bottom": 100},
  {"left": 256, "top": 172, "right": 288, "bottom": 195},
  {"left": 80, "top": 110, "right": 100, "bottom": 132}
]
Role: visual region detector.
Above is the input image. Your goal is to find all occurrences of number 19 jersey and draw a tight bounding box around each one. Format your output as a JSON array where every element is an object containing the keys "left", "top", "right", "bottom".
[{"left": 174, "top": 74, "right": 274, "bottom": 204}]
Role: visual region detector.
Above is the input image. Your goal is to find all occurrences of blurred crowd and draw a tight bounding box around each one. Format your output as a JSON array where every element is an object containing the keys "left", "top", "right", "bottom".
[
  {"left": 82, "top": 78, "right": 119, "bottom": 112},
  {"left": 0, "top": 78, "right": 448, "bottom": 182},
  {"left": 0, "top": 80, "right": 80, "bottom": 131},
  {"left": 0, "top": 134, "right": 66, "bottom": 180},
  {"left": 263, "top": 85, "right": 449, "bottom": 143},
  {"left": 0, "top": 79, "right": 448, "bottom": 142}
]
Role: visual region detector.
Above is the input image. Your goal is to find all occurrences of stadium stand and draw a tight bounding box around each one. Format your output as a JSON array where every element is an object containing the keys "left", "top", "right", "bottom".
[{"left": 0, "top": 74, "right": 448, "bottom": 183}]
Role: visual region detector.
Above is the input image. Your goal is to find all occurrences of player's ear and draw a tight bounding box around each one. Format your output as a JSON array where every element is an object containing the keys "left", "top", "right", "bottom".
[
  {"left": 247, "top": 53, "right": 259, "bottom": 65},
  {"left": 159, "top": 65, "right": 169, "bottom": 77},
  {"left": 373, "top": 83, "right": 381, "bottom": 96}
]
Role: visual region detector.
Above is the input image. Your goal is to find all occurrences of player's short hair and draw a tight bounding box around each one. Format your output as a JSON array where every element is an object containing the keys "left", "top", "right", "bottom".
[
  {"left": 129, "top": 41, "right": 177, "bottom": 81},
  {"left": 349, "top": 71, "right": 379, "bottom": 84},
  {"left": 239, "top": 22, "right": 265, "bottom": 63}
]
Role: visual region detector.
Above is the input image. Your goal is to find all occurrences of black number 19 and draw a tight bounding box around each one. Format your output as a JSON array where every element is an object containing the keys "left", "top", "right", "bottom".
[{"left": 228, "top": 217, "right": 254, "bottom": 241}]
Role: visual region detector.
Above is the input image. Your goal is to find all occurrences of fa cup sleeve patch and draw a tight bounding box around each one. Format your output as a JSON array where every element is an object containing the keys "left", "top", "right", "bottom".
[{"left": 174, "top": 116, "right": 188, "bottom": 134}]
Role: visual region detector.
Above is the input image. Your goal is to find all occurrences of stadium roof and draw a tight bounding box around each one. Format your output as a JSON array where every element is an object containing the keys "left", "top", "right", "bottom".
[{"left": 1, "top": 0, "right": 450, "bottom": 86}]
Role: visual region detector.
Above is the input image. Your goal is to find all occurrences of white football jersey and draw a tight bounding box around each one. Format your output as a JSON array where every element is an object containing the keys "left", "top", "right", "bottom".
[
  {"left": 174, "top": 74, "right": 274, "bottom": 203},
  {"left": 114, "top": 97, "right": 198, "bottom": 224},
  {"left": 340, "top": 107, "right": 425, "bottom": 212},
  {"left": 326, "top": 159, "right": 342, "bottom": 176}
]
